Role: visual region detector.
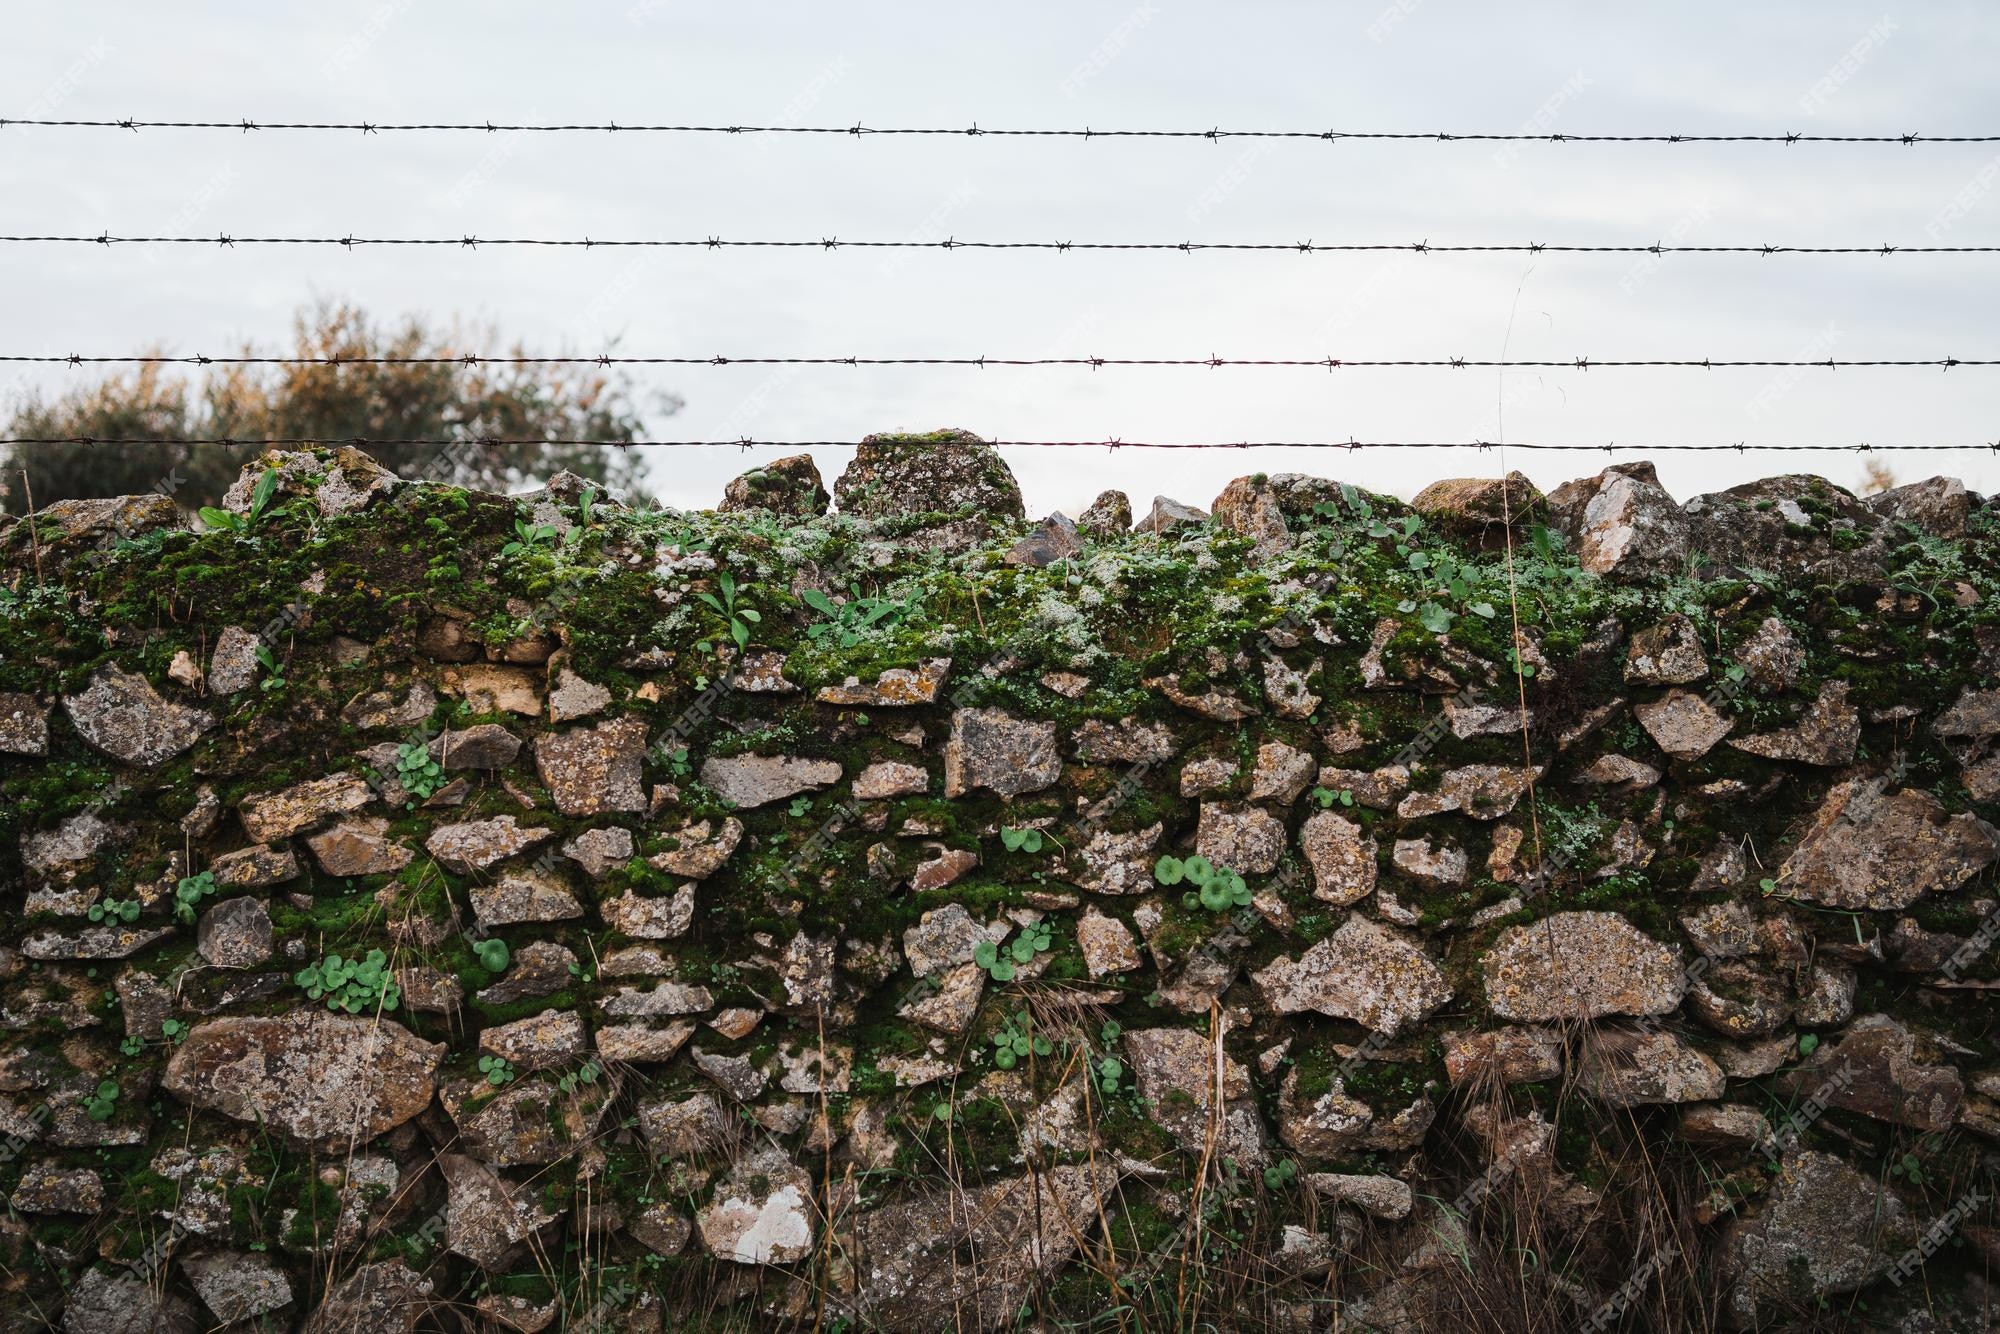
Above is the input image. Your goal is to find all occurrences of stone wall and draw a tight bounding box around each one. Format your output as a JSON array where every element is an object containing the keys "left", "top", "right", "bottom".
[{"left": 0, "top": 434, "right": 1995, "bottom": 1331}]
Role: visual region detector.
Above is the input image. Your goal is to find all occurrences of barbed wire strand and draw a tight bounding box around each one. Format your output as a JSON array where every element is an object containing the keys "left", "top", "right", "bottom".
[
  {"left": 1, "top": 118, "right": 1993, "bottom": 144},
  {"left": 1, "top": 354, "right": 1991, "bottom": 370},
  {"left": 8, "top": 233, "right": 1999, "bottom": 256},
  {"left": 2, "top": 436, "right": 1994, "bottom": 454}
]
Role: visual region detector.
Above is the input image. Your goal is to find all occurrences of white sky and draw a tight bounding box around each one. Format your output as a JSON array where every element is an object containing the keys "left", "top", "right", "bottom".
[{"left": 3, "top": 2, "right": 1998, "bottom": 515}]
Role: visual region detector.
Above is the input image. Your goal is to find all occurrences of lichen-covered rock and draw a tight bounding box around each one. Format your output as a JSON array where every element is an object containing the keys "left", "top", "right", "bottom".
[
  {"left": 815, "top": 657, "right": 951, "bottom": 707},
  {"left": 1195, "top": 800, "right": 1287, "bottom": 874},
  {"left": 561, "top": 825, "right": 635, "bottom": 878},
  {"left": 1124, "top": 1027, "right": 1265, "bottom": 1164},
  {"left": 1210, "top": 474, "right": 1291, "bottom": 560},
  {"left": 1411, "top": 471, "right": 1543, "bottom": 545},
  {"left": 1685, "top": 474, "right": 1890, "bottom": 579},
  {"left": 470, "top": 870, "right": 584, "bottom": 928},
  {"left": 1722, "top": 1151, "right": 1917, "bottom": 1323},
  {"left": 183, "top": 1249, "right": 294, "bottom": 1324},
  {"left": 1777, "top": 1013, "right": 1965, "bottom": 1131},
  {"left": 161, "top": 1011, "right": 443, "bottom": 1148},
  {"left": 720, "top": 453, "right": 828, "bottom": 516},
  {"left": 440, "top": 1153, "right": 560, "bottom": 1269},
  {"left": 1004, "top": 512, "right": 1084, "bottom": 567},
  {"left": 649, "top": 816, "right": 743, "bottom": 878},
  {"left": 698, "top": 753, "right": 841, "bottom": 809},
  {"left": 1137, "top": 495, "right": 1207, "bottom": 534},
  {"left": 833, "top": 428, "right": 1023, "bottom": 519},
  {"left": 197, "top": 896, "right": 273, "bottom": 968},
  {"left": 1635, "top": 688, "right": 1734, "bottom": 760},
  {"left": 0, "top": 691, "right": 50, "bottom": 755},
  {"left": 425, "top": 814, "right": 555, "bottom": 873},
  {"left": 698, "top": 1146, "right": 816, "bottom": 1264},
  {"left": 1252, "top": 917, "right": 1452, "bottom": 1036},
  {"left": 239, "top": 772, "right": 374, "bottom": 842},
  {"left": 532, "top": 716, "right": 648, "bottom": 815},
  {"left": 943, "top": 707, "right": 1060, "bottom": 798},
  {"left": 1579, "top": 1029, "right": 1725, "bottom": 1106},
  {"left": 1776, "top": 779, "right": 1997, "bottom": 909},
  {"left": 62, "top": 664, "right": 214, "bottom": 766},
  {"left": 1730, "top": 680, "right": 1859, "bottom": 766},
  {"left": 1545, "top": 461, "right": 1688, "bottom": 577},
  {"left": 300, "top": 1261, "right": 433, "bottom": 1334},
  {"left": 305, "top": 817, "right": 414, "bottom": 876},
  {"left": 1077, "top": 488, "right": 1132, "bottom": 535},
  {"left": 1483, "top": 912, "right": 1686, "bottom": 1021},
  {"left": 1299, "top": 810, "right": 1376, "bottom": 905}
]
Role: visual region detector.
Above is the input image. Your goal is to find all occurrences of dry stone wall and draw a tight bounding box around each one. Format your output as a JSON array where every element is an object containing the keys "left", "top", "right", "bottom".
[{"left": 0, "top": 434, "right": 1996, "bottom": 1331}]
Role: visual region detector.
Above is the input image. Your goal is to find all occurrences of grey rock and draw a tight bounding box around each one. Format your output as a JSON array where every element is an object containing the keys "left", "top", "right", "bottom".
[
  {"left": 1251, "top": 916, "right": 1452, "bottom": 1036},
  {"left": 943, "top": 708, "right": 1061, "bottom": 798},
  {"left": 533, "top": 717, "right": 648, "bottom": 815},
  {"left": 63, "top": 664, "right": 214, "bottom": 766},
  {"left": 833, "top": 429, "right": 1023, "bottom": 520},
  {"left": 197, "top": 896, "right": 273, "bottom": 968},
  {"left": 699, "top": 753, "right": 842, "bottom": 809},
  {"left": 1482, "top": 912, "right": 1686, "bottom": 1021}
]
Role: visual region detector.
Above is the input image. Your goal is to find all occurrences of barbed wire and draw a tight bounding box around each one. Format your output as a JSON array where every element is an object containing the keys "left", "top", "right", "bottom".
[
  {"left": 2, "top": 118, "right": 1994, "bottom": 144},
  {"left": 1, "top": 353, "right": 1991, "bottom": 371},
  {"left": 9, "top": 232, "right": 2000, "bottom": 257},
  {"left": 2, "top": 436, "right": 1993, "bottom": 454}
]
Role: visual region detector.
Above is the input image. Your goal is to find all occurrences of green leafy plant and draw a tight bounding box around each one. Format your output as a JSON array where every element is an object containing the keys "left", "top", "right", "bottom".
[
  {"left": 1000, "top": 826, "right": 1044, "bottom": 853},
  {"left": 973, "top": 922, "right": 1053, "bottom": 982},
  {"left": 255, "top": 645, "right": 286, "bottom": 692},
  {"left": 990, "top": 1009, "right": 1053, "bottom": 1071},
  {"left": 172, "top": 871, "right": 218, "bottom": 925},
  {"left": 1795, "top": 1033, "right": 1820, "bottom": 1057},
  {"left": 799, "top": 582, "right": 925, "bottom": 648},
  {"left": 1262, "top": 1158, "right": 1299, "bottom": 1189},
  {"left": 475, "top": 938, "right": 512, "bottom": 973},
  {"left": 119, "top": 1035, "right": 145, "bottom": 1057},
  {"left": 696, "top": 569, "right": 761, "bottom": 652},
  {"left": 295, "top": 949, "right": 401, "bottom": 1013},
  {"left": 1094, "top": 1054, "right": 1125, "bottom": 1094},
  {"left": 1309, "top": 786, "right": 1355, "bottom": 809},
  {"left": 788, "top": 795, "right": 814, "bottom": 818},
  {"left": 88, "top": 897, "right": 141, "bottom": 925},
  {"left": 395, "top": 741, "right": 445, "bottom": 805},
  {"left": 1889, "top": 1152, "right": 1927, "bottom": 1187},
  {"left": 1156, "top": 854, "right": 1251, "bottom": 914},
  {"left": 161, "top": 1018, "right": 189, "bottom": 1045},
  {"left": 197, "top": 467, "right": 282, "bottom": 535},
  {"left": 477, "top": 1054, "right": 518, "bottom": 1088},
  {"left": 557, "top": 1062, "right": 601, "bottom": 1095},
  {"left": 83, "top": 1080, "right": 120, "bottom": 1123},
  {"left": 499, "top": 516, "right": 561, "bottom": 559}
]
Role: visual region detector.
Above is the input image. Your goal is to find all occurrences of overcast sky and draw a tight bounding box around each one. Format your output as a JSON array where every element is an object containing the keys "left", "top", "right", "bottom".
[{"left": 4, "top": 2, "right": 1998, "bottom": 515}]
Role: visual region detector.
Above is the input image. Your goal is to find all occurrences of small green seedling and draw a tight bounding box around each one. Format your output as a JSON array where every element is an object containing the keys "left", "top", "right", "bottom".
[
  {"left": 1889, "top": 1153, "right": 1927, "bottom": 1187},
  {"left": 172, "top": 871, "right": 218, "bottom": 925},
  {"left": 1157, "top": 854, "right": 1251, "bottom": 913},
  {"left": 255, "top": 645, "right": 286, "bottom": 692},
  {"left": 198, "top": 467, "right": 281, "bottom": 535},
  {"left": 88, "top": 897, "right": 141, "bottom": 925},
  {"left": 1310, "top": 786, "right": 1355, "bottom": 809},
  {"left": 296, "top": 949, "right": 400, "bottom": 1013},
  {"left": 477, "top": 1055, "right": 518, "bottom": 1088},
  {"left": 1094, "top": 1055, "right": 1124, "bottom": 1094},
  {"left": 1262, "top": 1159, "right": 1299, "bottom": 1189},
  {"left": 395, "top": 742, "right": 446, "bottom": 805},
  {"left": 1795, "top": 1033, "right": 1820, "bottom": 1057},
  {"left": 84, "top": 1080, "right": 119, "bottom": 1122},
  {"left": 788, "top": 796, "right": 813, "bottom": 818},
  {"left": 972, "top": 938, "right": 1016, "bottom": 982},
  {"left": 557, "top": 1063, "right": 601, "bottom": 1095},
  {"left": 475, "top": 939, "right": 511, "bottom": 973},
  {"left": 1099, "top": 1020, "right": 1122, "bottom": 1045},
  {"left": 990, "top": 1010, "right": 1053, "bottom": 1071},
  {"left": 695, "top": 569, "right": 760, "bottom": 652},
  {"left": 500, "top": 517, "right": 561, "bottom": 559},
  {"left": 118, "top": 1035, "right": 145, "bottom": 1057},
  {"left": 1000, "top": 826, "right": 1044, "bottom": 854},
  {"left": 161, "top": 1018, "right": 189, "bottom": 1045}
]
